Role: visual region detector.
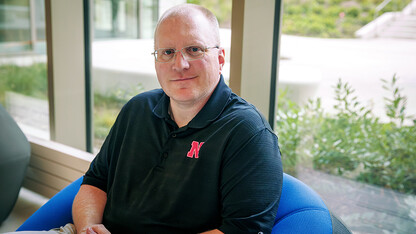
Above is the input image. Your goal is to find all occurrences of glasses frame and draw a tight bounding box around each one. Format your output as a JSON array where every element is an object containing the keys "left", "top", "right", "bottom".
[{"left": 152, "top": 45, "right": 219, "bottom": 63}]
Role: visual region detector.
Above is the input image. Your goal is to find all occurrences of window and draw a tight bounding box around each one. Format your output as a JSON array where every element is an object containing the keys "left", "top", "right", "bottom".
[
  {"left": 91, "top": 0, "right": 168, "bottom": 151},
  {"left": 0, "top": 0, "right": 49, "bottom": 139},
  {"left": 277, "top": 0, "right": 416, "bottom": 232},
  {"left": 94, "top": 0, "right": 158, "bottom": 39}
]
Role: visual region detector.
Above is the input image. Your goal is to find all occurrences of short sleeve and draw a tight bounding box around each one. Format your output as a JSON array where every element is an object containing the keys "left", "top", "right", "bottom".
[
  {"left": 219, "top": 129, "right": 283, "bottom": 234},
  {"left": 82, "top": 103, "right": 129, "bottom": 192}
]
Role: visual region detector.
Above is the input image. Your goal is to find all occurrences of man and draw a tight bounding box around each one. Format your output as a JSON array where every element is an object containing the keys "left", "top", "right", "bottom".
[{"left": 73, "top": 4, "right": 282, "bottom": 234}]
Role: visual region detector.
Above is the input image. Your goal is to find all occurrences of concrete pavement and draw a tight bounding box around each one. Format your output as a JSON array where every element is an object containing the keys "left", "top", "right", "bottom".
[{"left": 279, "top": 35, "right": 416, "bottom": 123}]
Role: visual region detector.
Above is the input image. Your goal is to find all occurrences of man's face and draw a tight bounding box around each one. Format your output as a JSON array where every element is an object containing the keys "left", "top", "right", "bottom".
[{"left": 154, "top": 13, "right": 225, "bottom": 106}]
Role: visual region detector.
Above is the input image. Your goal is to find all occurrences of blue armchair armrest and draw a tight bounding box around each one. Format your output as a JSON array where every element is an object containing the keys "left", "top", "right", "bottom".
[
  {"left": 17, "top": 174, "right": 351, "bottom": 233},
  {"left": 16, "top": 177, "right": 83, "bottom": 231}
]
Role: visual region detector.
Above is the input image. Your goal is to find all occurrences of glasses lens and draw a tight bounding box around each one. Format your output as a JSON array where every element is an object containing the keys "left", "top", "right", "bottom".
[
  {"left": 157, "top": 48, "right": 175, "bottom": 62},
  {"left": 183, "top": 46, "right": 205, "bottom": 60},
  {"left": 154, "top": 46, "right": 208, "bottom": 62}
]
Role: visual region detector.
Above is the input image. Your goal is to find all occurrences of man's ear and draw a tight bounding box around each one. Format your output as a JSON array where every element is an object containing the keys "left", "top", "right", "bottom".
[{"left": 218, "top": 47, "right": 225, "bottom": 74}]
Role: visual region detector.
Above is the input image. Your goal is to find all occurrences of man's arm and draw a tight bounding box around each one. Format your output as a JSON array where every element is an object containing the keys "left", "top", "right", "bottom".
[
  {"left": 219, "top": 128, "right": 282, "bottom": 233},
  {"left": 72, "top": 184, "right": 109, "bottom": 233}
]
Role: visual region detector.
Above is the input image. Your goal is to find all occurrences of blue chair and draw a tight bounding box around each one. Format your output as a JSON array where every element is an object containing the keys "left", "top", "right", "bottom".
[
  {"left": 273, "top": 174, "right": 351, "bottom": 233},
  {"left": 17, "top": 174, "right": 351, "bottom": 233}
]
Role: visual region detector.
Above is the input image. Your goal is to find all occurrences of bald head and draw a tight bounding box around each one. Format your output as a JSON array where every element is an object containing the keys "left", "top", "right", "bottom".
[{"left": 154, "top": 4, "right": 221, "bottom": 48}]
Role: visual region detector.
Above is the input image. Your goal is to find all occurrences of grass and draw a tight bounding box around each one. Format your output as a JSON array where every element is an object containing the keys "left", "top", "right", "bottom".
[
  {"left": 0, "top": 63, "right": 48, "bottom": 105},
  {"left": 282, "top": 0, "right": 412, "bottom": 38},
  {"left": 189, "top": 0, "right": 412, "bottom": 38}
]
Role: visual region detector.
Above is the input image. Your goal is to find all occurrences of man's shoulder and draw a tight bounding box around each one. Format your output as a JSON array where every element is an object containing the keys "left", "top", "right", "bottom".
[
  {"left": 131, "top": 89, "right": 164, "bottom": 102},
  {"left": 124, "top": 89, "right": 164, "bottom": 108},
  {"left": 115, "top": 89, "right": 165, "bottom": 120},
  {"left": 223, "top": 93, "right": 272, "bottom": 132},
  {"left": 227, "top": 93, "right": 266, "bottom": 120}
]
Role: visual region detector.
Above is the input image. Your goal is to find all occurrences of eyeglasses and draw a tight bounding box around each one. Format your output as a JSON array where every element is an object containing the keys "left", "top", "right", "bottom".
[{"left": 152, "top": 45, "right": 219, "bottom": 63}]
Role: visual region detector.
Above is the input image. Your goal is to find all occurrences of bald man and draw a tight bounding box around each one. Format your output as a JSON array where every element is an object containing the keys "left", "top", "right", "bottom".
[{"left": 73, "top": 4, "right": 282, "bottom": 234}]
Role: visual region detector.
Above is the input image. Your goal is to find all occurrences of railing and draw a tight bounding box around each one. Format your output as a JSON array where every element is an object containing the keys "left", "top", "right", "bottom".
[
  {"left": 375, "top": 0, "right": 396, "bottom": 19},
  {"left": 374, "top": 0, "right": 395, "bottom": 37}
]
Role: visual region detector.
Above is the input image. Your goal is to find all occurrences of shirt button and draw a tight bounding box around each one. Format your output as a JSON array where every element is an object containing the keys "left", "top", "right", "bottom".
[
  {"left": 171, "top": 133, "right": 177, "bottom": 138},
  {"left": 162, "top": 152, "right": 168, "bottom": 158}
]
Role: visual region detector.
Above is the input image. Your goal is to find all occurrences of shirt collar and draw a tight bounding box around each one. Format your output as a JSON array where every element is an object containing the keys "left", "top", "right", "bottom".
[
  {"left": 153, "top": 91, "right": 170, "bottom": 119},
  {"left": 153, "top": 75, "right": 231, "bottom": 129}
]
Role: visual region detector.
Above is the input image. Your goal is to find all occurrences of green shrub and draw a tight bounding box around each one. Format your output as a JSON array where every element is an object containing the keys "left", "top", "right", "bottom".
[
  {"left": 309, "top": 79, "right": 376, "bottom": 176},
  {"left": 356, "top": 76, "right": 416, "bottom": 193},
  {"left": 327, "top": 5, "right": 343, "bottom": 17},
  {"left": 276, "top": 88, "right": 303, "bottom": 176},
  {"left": 285, "top": 5, "right": 303, "bottom": 15},
  {"left": 187, "top": 0, "right": 232, "bottom": 27},
  {"left": 307, "top": 22, "right": 326, "bottom": 36},
  {"left": 93, "top": 83, "right": 144, "bottom": 145},
  {"left": 312, "top": 4, "right": 324, "bottom": 15},
  {"left": 0, "top": 63, "right": 48, "bottom": 105},
  {"left": 94, "top": 108, "right": 118, "bottom": 140},
  {"left": 275, "top": 75, "right": 416, "bottom": 194},
  {"left": 346, "top": 7, "right": 360, "bottom": 18}
]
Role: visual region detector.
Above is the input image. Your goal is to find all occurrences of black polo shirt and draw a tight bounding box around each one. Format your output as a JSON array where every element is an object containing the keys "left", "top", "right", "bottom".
[{"left": 83, "top": 77, "right": 283, "bottom": 234}]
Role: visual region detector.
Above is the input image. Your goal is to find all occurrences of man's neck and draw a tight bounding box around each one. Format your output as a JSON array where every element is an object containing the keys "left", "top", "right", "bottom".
[{"left": 169, "top": 97, "right": 209, "bottom": 128}]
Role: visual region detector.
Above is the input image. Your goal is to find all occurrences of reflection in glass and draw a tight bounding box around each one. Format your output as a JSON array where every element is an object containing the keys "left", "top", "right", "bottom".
[
  {"left": 92, "top": 0, "right": 162, "bottom": 150},
  {"left": 0, "top": 0, "right": 49, "bottom": 139}
]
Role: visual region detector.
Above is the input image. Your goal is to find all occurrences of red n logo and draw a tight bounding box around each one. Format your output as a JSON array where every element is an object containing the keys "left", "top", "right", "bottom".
[{"left": 187, "top": 141, "right": 204, "bottom": 158}]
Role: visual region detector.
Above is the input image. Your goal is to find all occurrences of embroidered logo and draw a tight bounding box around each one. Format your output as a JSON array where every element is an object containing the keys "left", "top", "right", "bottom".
[{"left": 187, "top": 141, "right": 204, "bottom": 158}]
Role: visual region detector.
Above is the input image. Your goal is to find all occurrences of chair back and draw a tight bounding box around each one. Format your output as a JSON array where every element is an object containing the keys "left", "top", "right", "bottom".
[
  {"left": 273, "top": 173, "right": 333, "bottom": 233},
  {"left": 0, "top": 104, "right": 31, "bottom": 223}
]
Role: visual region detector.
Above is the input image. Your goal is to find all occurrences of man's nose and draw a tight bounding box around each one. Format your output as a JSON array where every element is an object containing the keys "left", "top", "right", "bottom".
[{"left": 172, "top": 51, "right": 190, "bottom": 71}]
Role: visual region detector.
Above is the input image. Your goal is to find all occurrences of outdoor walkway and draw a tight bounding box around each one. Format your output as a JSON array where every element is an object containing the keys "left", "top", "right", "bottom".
[
  {"left": 279, "top": 34, "right": 416, "bottom": 123},
  {"left": 297, "top": 167, "right": 416, "bottom": 233}
]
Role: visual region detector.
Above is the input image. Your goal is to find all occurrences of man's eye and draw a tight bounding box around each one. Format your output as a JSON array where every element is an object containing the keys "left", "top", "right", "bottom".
[
  {"left": 162, "top": 49, "right": 174, "bottom": 55},
  {"left": 187, "top": 46, "right": 203, "bottom": 54}
]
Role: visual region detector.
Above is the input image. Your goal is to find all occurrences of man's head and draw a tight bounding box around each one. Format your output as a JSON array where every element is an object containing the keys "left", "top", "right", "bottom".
[
  {"left": 154, "top": 4, "right": 221, "bottom": 47},
  {"left": 153, "top": 4, "right": 225, "bottom": 107}
]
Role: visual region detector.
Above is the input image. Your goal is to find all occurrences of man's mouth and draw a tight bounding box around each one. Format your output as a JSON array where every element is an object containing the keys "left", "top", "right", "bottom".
[{"left": 172, "top": 76, "right": 197, "bottom": 81}]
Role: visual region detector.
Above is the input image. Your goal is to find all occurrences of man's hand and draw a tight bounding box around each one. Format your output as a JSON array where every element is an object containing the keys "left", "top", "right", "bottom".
[
  {"left": 200, "top": 229, "right": 223, "bottom": 234},
  {"left": 79, "top": 224, "right": 111, "bottom": 234}
]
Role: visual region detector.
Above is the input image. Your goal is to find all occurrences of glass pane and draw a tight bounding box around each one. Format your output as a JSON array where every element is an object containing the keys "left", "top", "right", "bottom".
[
  {"left": 139, "top": 0, "right": 158, "bottom": 39},
  {"left": 35, "top": 0, "right": 46, "bottom": 41},
  {"left": 278, "top": 0, "right": 416, "bottom": 233},
  {"left": 92, "top": 0, "right": 161, "bottom": 150},
  {"left": 0, "top": 0, "right": 31, "bottom": 53},
  {"left": 0, "top": 0, "right": 49, "bottom": 139},
  {"left": 94, "top": 0, "right": 140, "bottom": 39}
]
